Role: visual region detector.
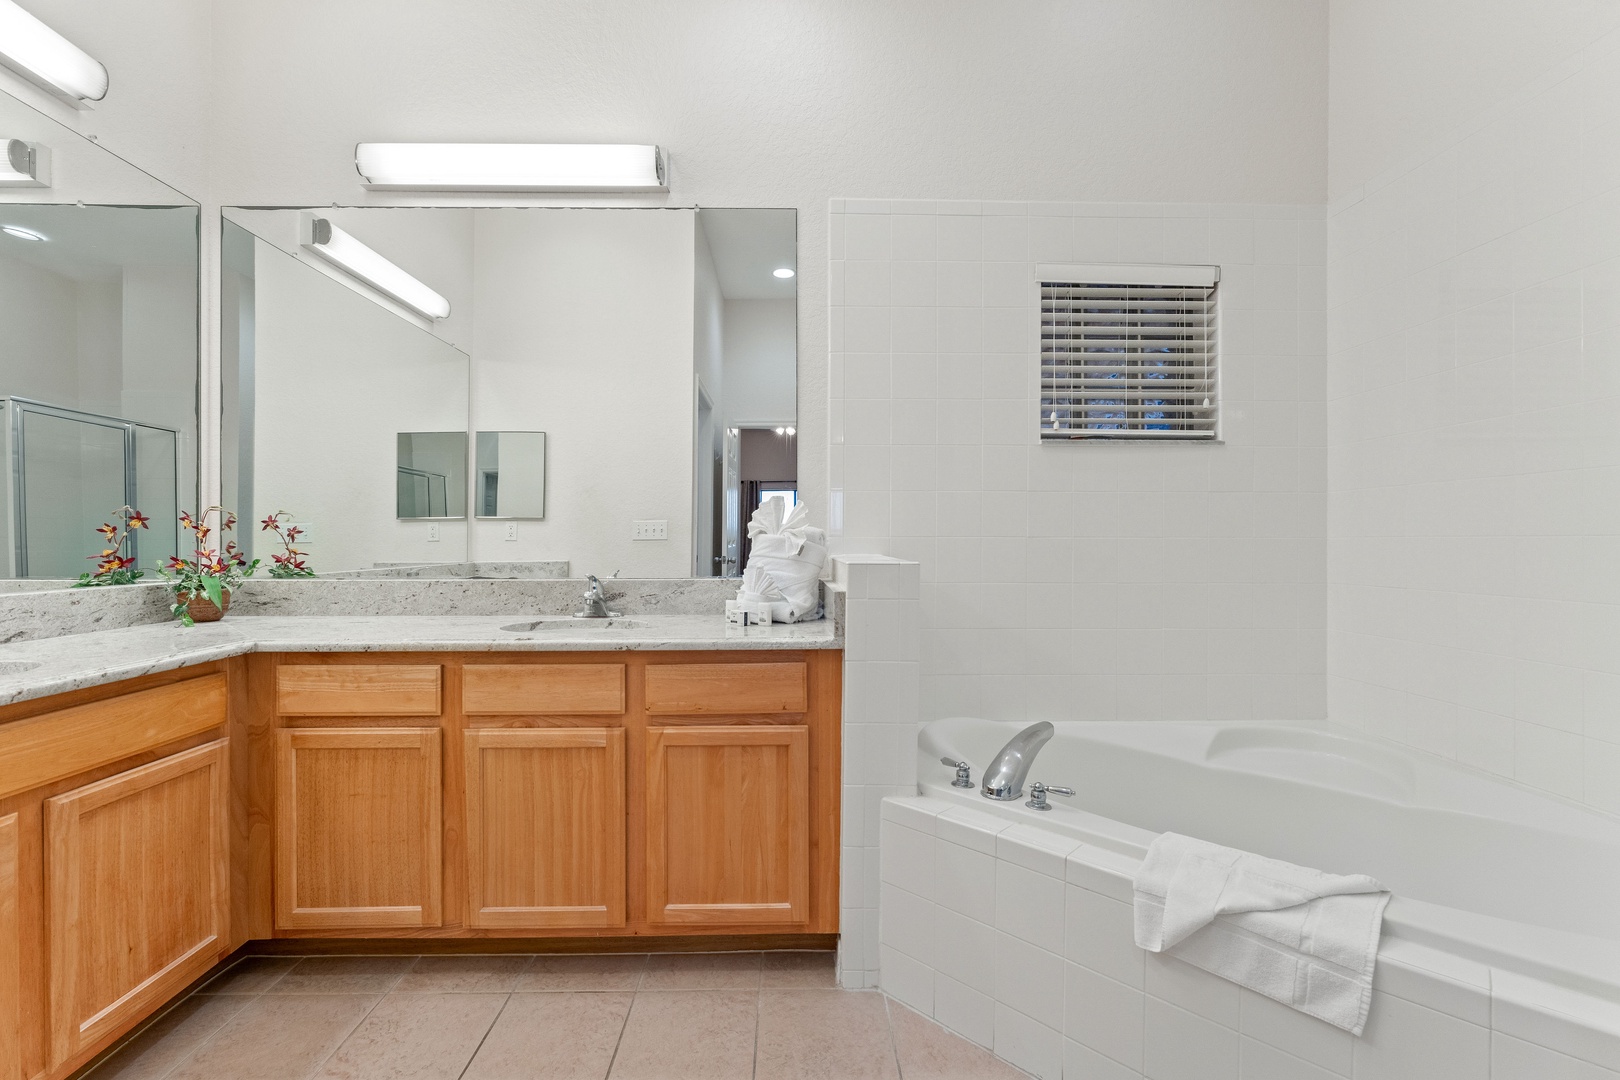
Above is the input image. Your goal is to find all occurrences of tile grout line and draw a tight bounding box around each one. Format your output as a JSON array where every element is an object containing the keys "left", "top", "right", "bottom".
[
  {"left": 751, "top": 985, "right": 762, "bottom": 1080},
  {"left": 298, "top": 960, "right": 403, "bottom": 1080},
  {"left": 451, "top": 988, "right": 514, "bottom": 1080},
  {"left": 601, "top": 974, "right": 643, "bottom": 1080},
  {"left": 113, "top": 958, "right": 281, "bottom": 1080},
  {"left": 881, "top": 992, "right": 906, "bottom": 1079}
]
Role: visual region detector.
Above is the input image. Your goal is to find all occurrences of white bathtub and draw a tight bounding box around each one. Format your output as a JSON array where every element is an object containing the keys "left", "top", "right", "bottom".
[{"left": 878, "top": 718, "right": 1620, "bottom": 1079}]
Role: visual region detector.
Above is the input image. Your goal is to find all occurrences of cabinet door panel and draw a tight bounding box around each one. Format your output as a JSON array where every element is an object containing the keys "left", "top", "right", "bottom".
[
  {"left": 0, "top": 813, "right": 18, "bottom": 1080},
  {"left": 46, "top": 740, "right": 229, "bottom": 1069},
  {"left": 275, "top": 728, "right": 441, "bottom": 929},
  {"left": 645, "top": 726, "right": 808, "bottom": 926},
  {"left": 464, "top": 729, "right": 625, "bottom": 928}
]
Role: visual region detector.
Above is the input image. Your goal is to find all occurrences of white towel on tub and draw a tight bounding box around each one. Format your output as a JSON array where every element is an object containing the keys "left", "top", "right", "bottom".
[{"left": 1132, "top": 832, "right": 1390, "bottom": 1035}]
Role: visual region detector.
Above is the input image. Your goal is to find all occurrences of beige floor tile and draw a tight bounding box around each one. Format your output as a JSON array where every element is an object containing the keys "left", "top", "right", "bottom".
[
  {"left": 515, "top": 953, "right": 647, "bottom": 992},
  {"left": 313, "top": 992, "right": 506, "bottom": 1080},
  {"left": 462, "top": 991, "right": 633, "bottom": 1080},
  {"left": 639, "top": 951, "right": 762, "bottom": 990},
  {"left": 607, "top": 990, "right": 757, "bottom": 1080},
  {"left": 395, "top": 955, "right": 530, "bottom": 993},
  {"left": 197, "top": 956, "right": 299, "bottom": 995},
  {"left": 756, "top": 989, "right": 898, "bottom": 1080},
  {"left": 888, "top": 1001, "right": 1030, "bottom": 1080},
  {"left": 270, "top": 956, "right": 413, "bottom": 995},
  {"left": 166, "top": 994, "right": 378, "bottom": 1080},
  {"left": 88, "top": 994, "right": 252, "bottom": 1080},
  {"left": 761, "top": 951, "right": 838, "bottom": 989}
]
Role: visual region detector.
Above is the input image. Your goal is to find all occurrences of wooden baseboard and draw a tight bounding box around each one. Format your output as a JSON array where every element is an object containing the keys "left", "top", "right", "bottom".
[{"left": 237, "top": 933, "right": 838, "bottom": 956}]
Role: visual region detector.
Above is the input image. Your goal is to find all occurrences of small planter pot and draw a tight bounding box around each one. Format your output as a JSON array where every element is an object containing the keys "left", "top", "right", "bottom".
[{"left": 182, "top": 589, "right": 231, "bottom": 623}]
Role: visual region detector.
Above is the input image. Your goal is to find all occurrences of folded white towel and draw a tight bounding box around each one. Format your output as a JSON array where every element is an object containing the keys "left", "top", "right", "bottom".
[
  {"left": 1133, "top": 833, "right": 1390, "bottom": 1035},
  {"left": 741, "top": 498, "right": 826, "bottom": 623}
]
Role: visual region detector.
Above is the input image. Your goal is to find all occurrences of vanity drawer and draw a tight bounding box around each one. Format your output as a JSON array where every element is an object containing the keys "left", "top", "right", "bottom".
[
  {"left": 462, "top": 664, "right": 626, "bottom": 716},
  {"left": 276, "top": 664, "right": 442, "bottom": 716},
  {"left": 644, "top": 662, "right": 807, "bottom": 716}
]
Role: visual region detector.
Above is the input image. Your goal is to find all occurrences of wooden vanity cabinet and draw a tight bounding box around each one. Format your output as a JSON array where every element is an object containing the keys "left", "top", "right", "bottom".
[{"left": 0, "top": 666, "right": 235, "bottom": 1080}]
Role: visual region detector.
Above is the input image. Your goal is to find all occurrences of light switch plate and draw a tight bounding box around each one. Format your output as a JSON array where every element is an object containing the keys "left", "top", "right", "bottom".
[
  {"left": 504, "top": 523, "right": 518, "bottom": 541},
  {"left": 632, "top": 519, "right": 668, "bottom": 541}
]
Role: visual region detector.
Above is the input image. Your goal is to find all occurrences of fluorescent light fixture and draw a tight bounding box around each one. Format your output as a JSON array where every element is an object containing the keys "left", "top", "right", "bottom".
[
  {"left": 1, "top": 223, "right": 45, "bottom": 241},
  {"left": 0, "top": 138, "right": 48, "bottom": 186},
  {"left": 773, "top": 267, "right": 795, "bottom": 279},
  {"left": 0, "top": 0, "right": 108, "bottom": 102},
  {"left": 298, "top": 213, "right": 451, "bottom": 320},
  {"left": 354, "top": 143, "right": 668, "bottom": 192}
]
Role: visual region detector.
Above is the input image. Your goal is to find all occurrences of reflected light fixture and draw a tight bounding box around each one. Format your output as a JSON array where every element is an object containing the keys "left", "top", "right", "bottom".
[
  {"left": 298, "top": 213, "right": 451, "bottom": 321},
  {"left": 0, "top": 138, "right": 48, "bottom": 186},
  {"left": 0, "top": 0, "right": 108, "bottom": 103},
  {"left": 773, "top": 267, "right": 795, "bottom": 279},
  {"left": 1, "top": 223, "right": 46, "bottom": 241},
  {"left": 354, "top": 143, "right": 668, "bottom": 192}
]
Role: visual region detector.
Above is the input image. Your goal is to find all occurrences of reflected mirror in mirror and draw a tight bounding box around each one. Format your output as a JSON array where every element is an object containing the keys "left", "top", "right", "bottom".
[
  {"left": 223, "top": 205, "right": 794, "bottom": 579},
  {"left": 0, "top": 90, "right": 199, "bottom": 584},
  {"left": 398, "top": 432, "right": 468, "bottom": 519},
  {"left": 475, "top": 431, "right": 546, "bottom": 519}
]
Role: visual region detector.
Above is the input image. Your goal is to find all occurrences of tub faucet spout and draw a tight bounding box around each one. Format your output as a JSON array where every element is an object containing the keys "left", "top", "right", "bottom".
[{"left": 981, "top": 721, "right": 1055, "bottom": 801}]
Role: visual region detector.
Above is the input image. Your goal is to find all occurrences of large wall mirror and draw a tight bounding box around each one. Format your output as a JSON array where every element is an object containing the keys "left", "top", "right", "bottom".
[
  {"left": 221, "top": 206, "right": 796, "bottom": 579},
  {"left": 0, "top": 91, "right": 200, "bottom": 584}
]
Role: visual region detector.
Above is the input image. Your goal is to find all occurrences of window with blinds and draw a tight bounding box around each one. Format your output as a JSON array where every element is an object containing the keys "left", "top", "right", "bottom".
[{"left": 1038, "top": 263, "right": 1220, "bottom": 440}]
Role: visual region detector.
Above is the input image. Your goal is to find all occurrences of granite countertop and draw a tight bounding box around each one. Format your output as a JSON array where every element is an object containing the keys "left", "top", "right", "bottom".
[{"left": 0, "top": 613, "right": 841, "bottom": 709}]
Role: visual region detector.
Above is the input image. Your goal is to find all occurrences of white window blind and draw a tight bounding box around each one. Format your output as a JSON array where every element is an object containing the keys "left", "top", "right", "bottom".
[{"left": 1038, "top": 263, "right": 1220, "bottom": 440}]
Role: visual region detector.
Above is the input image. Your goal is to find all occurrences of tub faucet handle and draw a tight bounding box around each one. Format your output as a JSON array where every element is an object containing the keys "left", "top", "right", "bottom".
[
  {"left": 1026, "top": 782, "right": 1074, "bottom": 811},
  {"left": 940, "top": 758, "right": 974, "bottom": 788}
]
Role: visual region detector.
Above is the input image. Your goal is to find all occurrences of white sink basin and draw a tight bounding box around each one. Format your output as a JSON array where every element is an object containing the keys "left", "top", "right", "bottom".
[{"left": 500, "top": 619, "right": 647, "bottom": 633}]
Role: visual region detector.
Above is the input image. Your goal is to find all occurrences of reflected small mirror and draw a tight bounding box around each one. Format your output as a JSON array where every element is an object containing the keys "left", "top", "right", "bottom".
[
  {"left": 475, "top": 431, "right": 546, "bottom": 519},
  {"left": 397, "top": 432, "right": 468, "bottom": 519}
]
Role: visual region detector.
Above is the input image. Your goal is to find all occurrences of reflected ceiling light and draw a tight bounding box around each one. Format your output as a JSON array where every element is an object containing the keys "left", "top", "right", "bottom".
[
  {"left": 0, "top": 1, "right": 108, "bottom": 103},
  {"left": 0, "top": 138, "right": 47, "bottom": 186},
  {"left": 354, "top": 143, "right": 668, "bottom": 192},
  {"left": 773, "top": 267, "right": 795, "bottom": 279},
  {"left": 1, "top": 224, "right": 45, "bottom": 241},
  {"left": 298, "top": 213, "right": 451, "bottom": 321}
]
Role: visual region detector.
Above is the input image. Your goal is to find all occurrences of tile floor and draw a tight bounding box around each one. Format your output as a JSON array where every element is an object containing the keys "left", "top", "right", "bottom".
[{"left": 85, "top": 952, "right": 1031, "bottom": 1080}]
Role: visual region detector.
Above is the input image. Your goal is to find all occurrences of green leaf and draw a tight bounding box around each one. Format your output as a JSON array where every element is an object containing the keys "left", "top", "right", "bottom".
[{"left": 201, "top": 575, "right": 224, "bottom": 610}]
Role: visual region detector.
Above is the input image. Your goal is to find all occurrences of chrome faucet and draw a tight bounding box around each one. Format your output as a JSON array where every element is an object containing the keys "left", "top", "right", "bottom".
[
  {"left": 981, "top": 721, "right": 1055, "bottom": 801},
  {"left": 574, "top": 574, "right": 622, "bottom": 619}
]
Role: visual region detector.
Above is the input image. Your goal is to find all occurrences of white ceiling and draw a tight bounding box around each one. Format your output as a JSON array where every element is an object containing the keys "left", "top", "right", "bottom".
[{"left": 699, "top": 208, "right": 796, "bottom": 301}]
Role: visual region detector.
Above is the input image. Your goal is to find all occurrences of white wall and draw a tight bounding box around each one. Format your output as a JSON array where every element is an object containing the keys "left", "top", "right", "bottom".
[
  {"left": 467, "top": 209, "right": 695, "bottom": 575},
  {"left": 1325, "top": 14, "right": 1620, "bottom": 813},
  {"left": 204, "top": 0, "right": 1330, "bottom": 538},
  {"left": 723, "top": 299, "right": 797, "bottom": 428},
  {"left": 252, "top": 241, "right": 469, "bottom": 570},
  {"left": 832, "top": 200, "right": 1328, "bottom": 724}
]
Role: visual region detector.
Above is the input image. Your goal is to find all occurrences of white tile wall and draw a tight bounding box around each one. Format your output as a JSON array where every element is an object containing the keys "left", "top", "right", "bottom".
[
  {"left": 1324, "top": 23, "right": 1620, "bottom": 813},
  {"left": 833, "top": 555, "right": 923, "bottom": 989},
  {"left": 829, "top": 199, "right": 1329, "bottom": 729},
  {"left": 879, "top": 795, "right": 1620, "bottom": 1079}
]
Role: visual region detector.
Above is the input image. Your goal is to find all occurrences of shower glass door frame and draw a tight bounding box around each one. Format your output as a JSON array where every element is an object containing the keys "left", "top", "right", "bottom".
[{"left": 8, "top": 397, "right": 181, "bottom": 578}]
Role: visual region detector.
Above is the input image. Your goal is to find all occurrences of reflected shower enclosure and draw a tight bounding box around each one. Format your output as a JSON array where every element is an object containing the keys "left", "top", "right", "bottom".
[
  {"left": 397, "top": 431, "right": 468, "bottom": 519},
  {"left": 1, "top": 398, "right": 179, "bottom": 578}
]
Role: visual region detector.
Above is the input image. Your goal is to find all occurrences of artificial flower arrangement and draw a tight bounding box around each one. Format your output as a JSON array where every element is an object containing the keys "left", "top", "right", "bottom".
[
  {"left": 156, "top": 506, "right": 259, "bottom": 625},
  {"left": 71, "top": 505, "right": 151, "bottom": 587},
  {"left": 260, "top": 511, "right": 315, "bottom": 578}
]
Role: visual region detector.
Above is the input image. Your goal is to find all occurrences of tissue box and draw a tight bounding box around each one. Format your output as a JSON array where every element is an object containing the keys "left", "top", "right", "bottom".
[{"left": 725, "top": 599, "right": 773, "bottom": 626}]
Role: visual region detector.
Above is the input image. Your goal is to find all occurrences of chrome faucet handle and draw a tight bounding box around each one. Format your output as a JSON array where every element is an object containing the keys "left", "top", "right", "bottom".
[
  {"left": 940, "top": 758, "right": 973, "bottom": 788},
  {"left": 1026, "top": 782, "right": 1074, "bottom": 811}
]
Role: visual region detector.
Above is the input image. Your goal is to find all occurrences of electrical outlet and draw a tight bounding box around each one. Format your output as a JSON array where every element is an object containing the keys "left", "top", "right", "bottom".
[
  {"left": 504, "top": 523, "right": 518, "bottom": 541},
  {"left": 427, "top": 523, "right": 440, "bottom": 542},
  {"left": 289, "top": 522, "right": 314, "bottom": 544},
  {"left": 632, "top": 519, "right": 668, "bottom": 541}
]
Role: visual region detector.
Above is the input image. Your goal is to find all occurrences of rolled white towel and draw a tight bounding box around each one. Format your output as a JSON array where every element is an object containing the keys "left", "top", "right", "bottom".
[{"left": 1133, "top": 832, "right": 1390, "bottom": 1035}]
